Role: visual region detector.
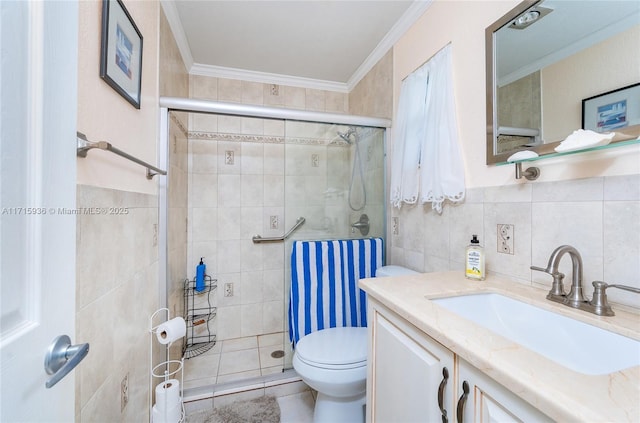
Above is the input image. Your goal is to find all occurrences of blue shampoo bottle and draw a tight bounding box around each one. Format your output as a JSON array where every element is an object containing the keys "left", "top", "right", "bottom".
[{"left": 195, "top": 257, "right": 206, "bottom": 292}]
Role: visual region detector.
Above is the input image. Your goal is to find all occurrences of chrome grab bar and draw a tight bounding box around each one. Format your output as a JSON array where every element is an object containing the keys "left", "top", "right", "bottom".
[
  {"left": 252, "top": 217, "right": 305, "bottom": 243},
  {"left": 76, "top": 132, "right": 167, "bottom": 180}
]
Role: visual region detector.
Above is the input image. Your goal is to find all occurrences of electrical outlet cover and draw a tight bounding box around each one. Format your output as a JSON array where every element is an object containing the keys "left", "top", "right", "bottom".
[{"left": 497, "top": 224, "right": 514, "bottom": 255}]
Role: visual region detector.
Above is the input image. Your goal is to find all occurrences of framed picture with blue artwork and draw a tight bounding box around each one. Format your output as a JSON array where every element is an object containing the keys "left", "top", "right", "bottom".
[
  {"left": 582, "top": 83, "right": 640, "bottom": 133},
  {"left": 100, "top": 0, "right": 143, "bottom": 109}
]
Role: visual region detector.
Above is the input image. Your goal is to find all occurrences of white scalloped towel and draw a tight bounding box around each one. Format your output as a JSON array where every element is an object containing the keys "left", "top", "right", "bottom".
[
  {"left": 555, "top": 129, "right": 615, "bottom": 153},
  {"left": 390, "top": 44, "right": 465, "bottom": 213}
]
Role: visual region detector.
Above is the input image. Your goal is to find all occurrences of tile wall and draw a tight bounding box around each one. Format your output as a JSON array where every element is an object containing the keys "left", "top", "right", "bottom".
[
  {"left": 389, "top": 174, "right": 640, "bottom": 310},
  {"left": 75, "top": 186, "right": 159, "bottom": 421}
]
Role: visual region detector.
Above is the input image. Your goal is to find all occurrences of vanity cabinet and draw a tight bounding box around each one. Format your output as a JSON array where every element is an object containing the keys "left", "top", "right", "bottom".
[
  {"left": 367, "top": 299, "right": 552, "bottom": 423},
  {"left": 456, "top": 359, "right": 553, "bottom": 423},
  {"left": 367, "top": 299, "right": 455, "bottom": 423}
]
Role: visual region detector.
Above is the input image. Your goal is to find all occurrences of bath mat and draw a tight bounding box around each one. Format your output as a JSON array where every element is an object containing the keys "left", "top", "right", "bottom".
[{"left": 186, "top": 395, "right": 281, "bottom": 423}]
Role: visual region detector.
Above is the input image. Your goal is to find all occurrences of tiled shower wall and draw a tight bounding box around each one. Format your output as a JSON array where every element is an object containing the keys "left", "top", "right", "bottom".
[{"left": 389, "top": 174, "right": 640, "bottom": 310}]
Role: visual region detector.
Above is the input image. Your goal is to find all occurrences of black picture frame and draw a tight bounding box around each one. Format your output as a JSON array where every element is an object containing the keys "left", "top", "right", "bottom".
[
  {"left": 99, "top": 0, "right": 143, "bottom": 109},
  {"left": 582, "top": 83, "right": 640, "bottom": 133}
]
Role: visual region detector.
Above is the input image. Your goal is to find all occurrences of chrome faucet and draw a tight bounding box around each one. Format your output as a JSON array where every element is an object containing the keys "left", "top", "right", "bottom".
[
  {"left": 531, "top": 245, "right": 587, "bottom": 306},
  {"left": 532, "top": 245, "right": 640, "bottom": 316}
]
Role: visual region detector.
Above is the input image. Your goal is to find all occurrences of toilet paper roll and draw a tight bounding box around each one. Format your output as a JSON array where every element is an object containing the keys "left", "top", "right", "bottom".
[
  {"left": 155, "top": 317, "right": 186, "bottom": 345},
  {"left": 155, "top": 379, "right": 180, "bottom": 412},
  {"left": 152, "top": 401, "right": 181, "bottom": 423}
]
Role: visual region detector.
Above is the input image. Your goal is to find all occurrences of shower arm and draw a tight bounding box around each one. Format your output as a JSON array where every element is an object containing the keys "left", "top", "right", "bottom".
[{"left": 252, "top": 217, "right": 306, "bottom": 243}]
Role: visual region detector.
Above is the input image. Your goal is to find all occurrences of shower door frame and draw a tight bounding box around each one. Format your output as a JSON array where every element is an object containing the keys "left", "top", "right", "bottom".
[{"left": 157, "top": 96, "right": 390, "bottom": 370}]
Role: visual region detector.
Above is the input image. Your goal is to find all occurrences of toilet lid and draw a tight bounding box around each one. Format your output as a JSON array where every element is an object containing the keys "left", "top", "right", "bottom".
[{"left": 295, "top": 327, "right": 367, "bottom": 367}]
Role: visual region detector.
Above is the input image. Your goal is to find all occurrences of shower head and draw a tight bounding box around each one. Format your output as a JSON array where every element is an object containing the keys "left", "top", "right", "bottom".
[{"left": 337, "top": 127, "right": 357, "bottom": 143}]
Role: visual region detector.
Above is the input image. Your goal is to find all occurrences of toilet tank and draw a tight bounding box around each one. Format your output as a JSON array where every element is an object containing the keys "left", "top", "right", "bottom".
[{"left": 376, "top": 265, "right": 418, "bottom": 277}]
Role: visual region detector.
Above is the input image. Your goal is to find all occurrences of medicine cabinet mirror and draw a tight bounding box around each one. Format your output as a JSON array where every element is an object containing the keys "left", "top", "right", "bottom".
[{"left": 486, "top": 0, "right": 640, "bottom": 164}]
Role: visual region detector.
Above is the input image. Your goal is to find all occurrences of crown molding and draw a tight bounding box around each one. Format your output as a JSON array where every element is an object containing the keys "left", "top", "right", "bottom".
[
  {"left": 347, "top": 0, "right": 434, "bottom": 91},
  {"left": 189, "top": 63, "right": 350, "bottom": 93},
  {"left": 160, "top": 0, "right": 194, "bottom": 71},
  {"left": 162, "top": 0, "right": 433, "bottom": 94}
]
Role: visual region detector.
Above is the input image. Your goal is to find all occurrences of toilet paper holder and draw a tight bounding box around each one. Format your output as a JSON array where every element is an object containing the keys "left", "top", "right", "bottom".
[{"left": 150, "top": 308, "right": 185, "bottom": 422}]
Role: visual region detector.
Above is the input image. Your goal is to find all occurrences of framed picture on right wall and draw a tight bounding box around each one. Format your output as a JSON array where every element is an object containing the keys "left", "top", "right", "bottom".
[{"left": 582, "top": 83, "right": 640, "bottom": 133}]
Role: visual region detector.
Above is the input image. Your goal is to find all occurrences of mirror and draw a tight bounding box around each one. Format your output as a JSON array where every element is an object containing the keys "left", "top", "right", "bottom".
[{"left": 486, "top": 0, "right": 640, "bottom": 164}]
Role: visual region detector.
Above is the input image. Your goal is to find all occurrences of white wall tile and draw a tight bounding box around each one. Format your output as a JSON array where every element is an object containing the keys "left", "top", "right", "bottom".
[
  {"left": 217, "top": 174, "right": 241, "bottom": 206},
  {"left": 241, "top": 142, "right": 264, "bottom": 174},
  {"left": 484, "top": 202, "right": 532, "bottom": 281},
  {"left": 532, "top": 177, "right": 603, "bottom": 202},
  {"left": 241, "top": 174, "right": 264, "bottom": 207},
  {"left": 531, "top": 201, "right": 604, "bottom": 291},
  {"left": 604, "top": 174, "right": 640, "bottom": 201},
  {"left": 190, "top": 173, "right": 218, "bottom": 208},
  {"left": 218, "top": 78, "right": 242, "bottom": 103},
  {"left": 603, "top": 201, "right": 640, "bottom": 307}
]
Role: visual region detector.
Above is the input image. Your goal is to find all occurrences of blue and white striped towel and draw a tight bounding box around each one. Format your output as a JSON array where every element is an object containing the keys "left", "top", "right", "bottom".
[{"left": 289, "top": 237, "right": 383, "bottom": 345}]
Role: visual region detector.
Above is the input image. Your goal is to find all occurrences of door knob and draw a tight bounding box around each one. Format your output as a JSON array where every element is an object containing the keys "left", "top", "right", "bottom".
[{"left": 44, "top": 335, "right": 89, "bottom": 388}]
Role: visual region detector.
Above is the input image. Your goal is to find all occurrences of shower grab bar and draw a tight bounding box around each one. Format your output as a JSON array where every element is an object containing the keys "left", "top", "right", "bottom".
[
  {"left": 252, "top": 217, "right": 306, "bottom": 243},
  {"left": 76, "top": 132, "right": 167, "bottom": 180}
]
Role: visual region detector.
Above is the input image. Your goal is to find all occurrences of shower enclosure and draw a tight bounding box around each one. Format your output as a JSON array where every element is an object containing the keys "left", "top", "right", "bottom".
[{"left": 160, "top": 98, "right": 389, "bottom": 394}]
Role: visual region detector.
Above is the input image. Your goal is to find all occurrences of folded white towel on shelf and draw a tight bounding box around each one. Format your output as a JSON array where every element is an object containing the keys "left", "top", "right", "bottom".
[{"left": 555, "top": 129, "right": 615, "bottom": 153}]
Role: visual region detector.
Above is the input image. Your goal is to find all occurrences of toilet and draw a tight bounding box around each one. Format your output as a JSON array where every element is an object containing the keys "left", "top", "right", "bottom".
[{"left": 292, "top": 265, "right": 418, "bottom": 423}]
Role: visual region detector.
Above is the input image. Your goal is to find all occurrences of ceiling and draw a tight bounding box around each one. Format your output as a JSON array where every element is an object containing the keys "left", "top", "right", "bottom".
[{"left": 162, "top": 1, "right": 430, "bottom": 91}]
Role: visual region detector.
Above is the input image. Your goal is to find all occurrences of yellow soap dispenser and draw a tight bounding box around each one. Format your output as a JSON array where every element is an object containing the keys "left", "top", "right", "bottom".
[{"left": 465, "top": 235, "right": 485, "bottom": 280}]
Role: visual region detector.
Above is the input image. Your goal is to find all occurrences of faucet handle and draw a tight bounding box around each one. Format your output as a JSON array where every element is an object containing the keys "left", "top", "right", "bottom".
[
  {"left": 531, "top": 265, "right": 566, "bottom": 301},
  {"left": 589, "top": 281, "right": 615, "bottom": 316},
  {"left": 589, "top": 281, "right": 640, "bottom": 317},
  {"left": 530, "top": 265, "right": 550, "bottom": 274}
]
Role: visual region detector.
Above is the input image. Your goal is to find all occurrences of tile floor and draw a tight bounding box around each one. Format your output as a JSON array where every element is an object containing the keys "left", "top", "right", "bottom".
[
  {"left": 184, "top": 332, "right": 292, "bottom": 389},
  {"left": 277, "top": 391, "right": 315, "bottom": 422}
]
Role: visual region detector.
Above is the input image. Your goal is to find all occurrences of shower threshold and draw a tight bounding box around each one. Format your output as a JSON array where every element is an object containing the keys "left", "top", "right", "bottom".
[{"left": 183, "top": 368, "right": 304, "bottom": 403}]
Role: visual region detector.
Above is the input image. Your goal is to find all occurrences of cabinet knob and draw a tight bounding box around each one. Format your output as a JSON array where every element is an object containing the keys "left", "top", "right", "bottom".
[
  {"left": 437, "top": 367, "right": 449, "bottom": 423},
  {"left": 456, "top": 380, "right": 470, "bottom": 423}
]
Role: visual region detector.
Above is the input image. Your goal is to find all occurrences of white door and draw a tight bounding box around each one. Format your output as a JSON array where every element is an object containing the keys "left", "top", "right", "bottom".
[{"left": 1, "top": 1, "right": 79, "bottom": 421}]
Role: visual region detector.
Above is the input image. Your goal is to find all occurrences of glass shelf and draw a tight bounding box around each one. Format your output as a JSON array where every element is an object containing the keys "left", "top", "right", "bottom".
[{"left": 496, "top": 138, "right": 640, "bottom": 166}]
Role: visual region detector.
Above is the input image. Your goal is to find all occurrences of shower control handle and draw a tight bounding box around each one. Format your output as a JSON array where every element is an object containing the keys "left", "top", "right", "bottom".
[{"left": 351, "top": 214, "right": 369, "bottom": 236}]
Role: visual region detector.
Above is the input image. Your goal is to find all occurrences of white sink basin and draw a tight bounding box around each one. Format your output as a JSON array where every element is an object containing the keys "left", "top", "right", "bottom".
[{"left": 432, "top": 293, "right": 640, "bottom": 375}]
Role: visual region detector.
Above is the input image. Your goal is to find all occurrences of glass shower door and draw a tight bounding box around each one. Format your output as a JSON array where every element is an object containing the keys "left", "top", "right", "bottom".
[{"left": 281, "top": 120, "right": 386, "bottom": 370}]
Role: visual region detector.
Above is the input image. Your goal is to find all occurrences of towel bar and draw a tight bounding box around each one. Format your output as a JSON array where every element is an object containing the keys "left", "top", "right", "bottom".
[{"left": 76, "top": 132, "right": 167, "bottom": 180}]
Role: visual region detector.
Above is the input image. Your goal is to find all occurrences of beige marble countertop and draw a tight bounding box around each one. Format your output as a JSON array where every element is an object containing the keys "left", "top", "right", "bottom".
[{"left": 359, "top": 271, "right": 640, "bottom": 422}]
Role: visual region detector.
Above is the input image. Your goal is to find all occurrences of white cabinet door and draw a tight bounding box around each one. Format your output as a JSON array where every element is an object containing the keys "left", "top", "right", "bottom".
[
  {"left": 368, "top": 301, "right": 455, "bottom": 423},
  {"left": 456, "top": 359, "right": 553, "bottom": 423}
]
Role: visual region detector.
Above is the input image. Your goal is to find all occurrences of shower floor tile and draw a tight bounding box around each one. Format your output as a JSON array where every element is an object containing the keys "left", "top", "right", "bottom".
[
  {"left": 185, "top": 332, "right": 288, "bottom": 389},
  {"left": 218, "top": 348, "right": 260, "bottom": 375}
]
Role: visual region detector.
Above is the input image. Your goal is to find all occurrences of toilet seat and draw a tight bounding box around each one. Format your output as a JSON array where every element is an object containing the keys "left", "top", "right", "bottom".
[{"left": 295, "top": 327, "right": 367, "bottom": 370}]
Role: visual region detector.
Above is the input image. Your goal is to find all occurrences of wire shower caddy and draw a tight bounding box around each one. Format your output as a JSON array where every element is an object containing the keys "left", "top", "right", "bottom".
[{"left": 183, "top": 275, "right": 217, "bottom": 359}]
